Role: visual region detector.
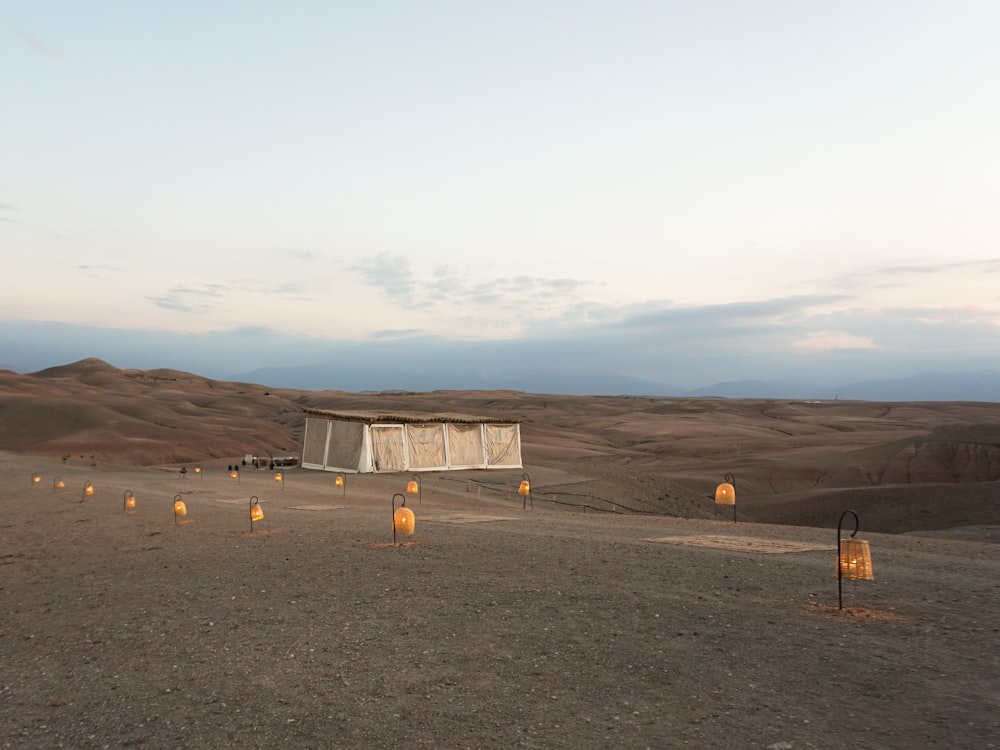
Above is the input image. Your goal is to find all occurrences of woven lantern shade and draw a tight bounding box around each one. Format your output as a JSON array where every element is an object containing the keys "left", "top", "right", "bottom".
[
  {"left": 518, "top": 479, "right": 530, "bottom": 496},
  {"left": 123, "top": 490, "right": 136, "bottom": 511},
  {"left": 837, "top": 539, "right": 874, "bottom": 581},
  {"left": 714, "top": 482, "right": 735, "bottom": 505},
  {"left": 32, "top": 473, "right": 41, "bottom": 486},
  {"left": 54, "top": 478, "right": 65, "bottom": 491},
  {"left": 335, "top": 475, "right": 344, "bottom": 488},
  {"left": 393, "top": 506, "right": 415, "bottom": 536},
  {"left": 274, "top": 471, "right": 282, "bottom": 483},
  {"left": 249, "top": 496, "right": 264, "bottom": 532},
  {"left": 406, "top": 479, "right": 419, "bottom": 494},
  {"left": 173, "top": 498, "right": 187, "bottom": 520},
  {"left": 83, "top": 482, "right": 94, "bottom": 497}
]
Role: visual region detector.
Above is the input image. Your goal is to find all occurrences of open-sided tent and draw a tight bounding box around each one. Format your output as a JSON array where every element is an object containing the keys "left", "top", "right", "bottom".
[{"left": 300, "top": 409, "right": 522, "bottom": 473}]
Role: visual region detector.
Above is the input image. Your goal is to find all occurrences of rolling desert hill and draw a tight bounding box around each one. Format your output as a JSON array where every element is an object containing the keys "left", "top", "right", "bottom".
[{"left": 2, "top": 358, "right": 999, "bottom": 534}]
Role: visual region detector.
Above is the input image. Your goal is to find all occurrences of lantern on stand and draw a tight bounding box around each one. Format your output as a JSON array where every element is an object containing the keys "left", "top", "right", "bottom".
[
  {"left": 274, "top": 470, "right": 284, "bottom": 490},
  {"left": 31, "top": 473, "right": 41, "bottom": 487},
  {"left": 82, "top": 481, "right": 95, "bottom": 501},
  {"left": 715, "top": 472, "right": 736, "bottom": 522},
  {"left": 335, "top": 473, "right": 346, "bottom": 498},
  {"left": 230, "top": 466, "right": 240, "bottom": 483},
  {"left": 249, "top": 496, "right": 264, "bottom": 532},
  {"left": 406, "top": 474, "right": 421, "bottom": 504},
  {"left": 123, "top": 490, "right": 136, "bottom": 512},
  {"left": 836, "top": 509, "right": 874, "bottom": 609},
  {"left": 173, "top": 494, "right": 187, "bottom": 523},
  {"left": 53, "top": 477, "right": 65, "bottom": 493},
  {"left": 392, "top": 493, "right": 415, "bottom": 545},
  {"left": 518, "top": 473, "right": 532, "bottom": 510}
]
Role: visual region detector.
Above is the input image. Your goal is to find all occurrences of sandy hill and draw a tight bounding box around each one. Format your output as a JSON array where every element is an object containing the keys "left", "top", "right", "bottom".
[{"left": 2, "top": 358, "right": 999, "bottom": 534}]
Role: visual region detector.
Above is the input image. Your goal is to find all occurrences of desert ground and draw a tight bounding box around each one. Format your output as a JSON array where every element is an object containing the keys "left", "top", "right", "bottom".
[{"left": 1, "top": 359, "right": 998, "bottom": 749}]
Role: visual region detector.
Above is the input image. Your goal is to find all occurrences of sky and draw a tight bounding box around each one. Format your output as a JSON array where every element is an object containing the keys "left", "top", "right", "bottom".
[{"left": 2, "top": 2, "right": 999, "bottom": 395}]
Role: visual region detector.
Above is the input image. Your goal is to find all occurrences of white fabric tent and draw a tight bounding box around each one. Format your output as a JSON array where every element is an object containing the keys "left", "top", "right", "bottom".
[{"left": 301, "top": 409, "right": 522, "bottom": 473}]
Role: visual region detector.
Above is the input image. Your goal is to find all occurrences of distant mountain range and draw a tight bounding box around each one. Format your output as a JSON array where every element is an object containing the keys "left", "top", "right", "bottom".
[{"left": 234, "top": 364, "right": 1000, "bottom": 402}]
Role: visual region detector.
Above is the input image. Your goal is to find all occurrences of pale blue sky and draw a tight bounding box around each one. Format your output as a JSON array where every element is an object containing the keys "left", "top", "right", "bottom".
[{"left": 2, "top": 2, "right": 999, "bottom": 392}]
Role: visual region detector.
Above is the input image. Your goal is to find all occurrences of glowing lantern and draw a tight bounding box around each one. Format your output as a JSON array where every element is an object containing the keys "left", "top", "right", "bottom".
[
  {"left": 335, "top": 473, "right": 346, "bottom": 498},
  {"left": 518, "top": 472, "right": 533, "bottom": 509},
  {"left": 53, "top": 477, "right": 65, "bottom": 492},
  {"left": 249, "top": 496, "right": 264, "bottom": 531},
  {"left": 391, "top": 493, "right": 415, "bottom": 544},
  {"left": 714, "top": 483, "right": 735, "bottom": 505},
  {"left": 173, "top": 495, "right": 187, "bottom": 523},
  {"left": 714, "top": 472, "right": 736, "bottom": 522},
  {"left": 194, "top": 466, "right": 202, "bottom": 480},
  {"left": 123, "top": 490, "right": 136, "bottom": 511},
  {"left": 274, "top": 471, "right": 284, "bottom": 490},
  {"left": 31, "top": 473, "right": 41, "bottom": 486},
  {"left": 837, "top": 540, "right": 874, "bottom": 581},
  {"left": 82, "top": 481, "right": 94, "bottom": 501},
  {"left": 836, "top": 509, "right": 874, "bottom": 609},
  {"left": 406, "top": 474, "right": 421, "bottom": 504},
  {"left": 394, "top": 507, "right": 415, "bottom": 536},
  {"left": 230, "top": 469, "right": 240, "bottom": 484}
]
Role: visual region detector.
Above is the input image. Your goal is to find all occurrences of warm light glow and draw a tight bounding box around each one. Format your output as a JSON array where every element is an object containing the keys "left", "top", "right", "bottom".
[
  {"left": 406, "top": 480, "right": 419, "bottom": 494},
  {"left": 84, "top": 482, "right": 94, "bottom": 496},
  {"left": 251, "top": 504, "right": 264, "bottom": 522},
  {"left": 231, "top": 470, "right": 238, "bottom": 479},
  {"left": 715, "top": 482, "right": 735, "bottom": 505},
  {"left": 194, "top": 466, "right": 202, "bottom": 473},
  {"left": 393, "top": 506, "right": 415, "bottom": 536},
  {"left": 837, "top": 540, "right": 874, "bottom": 581},
  {"left": 54, "top": 478, "right": 65, "bottom": 491},
  {"left": 126, "top": 496, "right": 136, "bottom": 508},
  {"left": 518, "top": 480, "right": 531, "bottom": 496},
  {"left": 174, "top": 499, "right": 187, "bottom": 517},
  {"left": 124, "top": 490, "right": 136, "bottom": 510},
  {"left": 335, "top": 475, "right": 344, "bottom": 487},
  {"left": 274, "top": 471, "right": 283, "bottom": 482},
  {"left": 32, "top": 473, "right": 41, "bottom": 485}
]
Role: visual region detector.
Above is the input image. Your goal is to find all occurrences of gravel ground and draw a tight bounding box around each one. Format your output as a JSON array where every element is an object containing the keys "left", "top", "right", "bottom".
[{"left": 2, "top": 455, "right": 998, "bottom": 749}]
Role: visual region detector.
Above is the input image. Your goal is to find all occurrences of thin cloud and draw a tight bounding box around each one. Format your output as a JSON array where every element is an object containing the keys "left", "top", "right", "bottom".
[
  {"left": 614, "top": 295, "right": 850, "bottom": 331},
  {"left": 147, "top": 284, "right": 228, "bottom": 313},
  {"left": 77, "top": 264, "right": 127, "bottom": 279},
  {"left": 17, "top": 31, "right": 58, "bottom": 59},
  {"left": 348, "top": 252, "right": 418, "bottom": 304},
  {"left": 790, "top": 331, "right": 881, "bottom": 352}
]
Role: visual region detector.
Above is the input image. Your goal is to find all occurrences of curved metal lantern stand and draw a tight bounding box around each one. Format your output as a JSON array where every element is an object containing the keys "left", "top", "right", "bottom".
[
  {"left": 406, "top": 474, "right": 421, "bottom": 504},
  {"left": 837, "top": 509, "right": 859, "bottom": 609},
  {"left": 391, "top": 493, "right": 415, "bottom": 545},
  {"left": 724, "top": 472, "right": 736, "bottom": 523},
  {"left": 172, "top": 494, "right": 187, "bottom": 524},
  {"left": 836, "top": 509, "right": 875, "bottom": 609},
  {"left": 518, "top": 472, "right": 533, "bottom": 510},
  {"left": 249, "top": 495, "right": 263, "bottom": 532}
]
